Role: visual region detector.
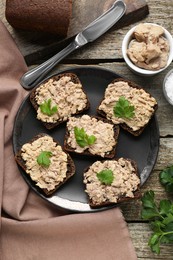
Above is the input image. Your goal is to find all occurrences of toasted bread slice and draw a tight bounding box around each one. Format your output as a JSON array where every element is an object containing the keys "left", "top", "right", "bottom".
[
  {"left": 15, "top": 133, "right": 75, "bottom": 196},
  {"left": 64, "top": 115, "right": 119, "bottom": 159},
  {"left": 97, "top": 78, "right": 158, "bottom": 136},
  {"left": 83, "top": 158, "right": 141, "bottom": 208},
  {"left": 30, "top": 73, "right": 90, "bottom": 130}
]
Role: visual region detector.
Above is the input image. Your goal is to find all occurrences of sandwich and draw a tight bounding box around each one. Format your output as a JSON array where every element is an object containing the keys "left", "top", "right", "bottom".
[
  {"left": 15, "top": 133, "right": 75, "bottom": 196},
  {"left": 64, "top": 114, "right": 119, "bottom": 158},
  {"left": 83, "top": 158, "right": 141, "bottom": 208},
  {"left": 30, "top": 73, "right": 90, "bottom": 129},
  {"left": 97, "top": 78, "right": 158, "bottom": 136}
]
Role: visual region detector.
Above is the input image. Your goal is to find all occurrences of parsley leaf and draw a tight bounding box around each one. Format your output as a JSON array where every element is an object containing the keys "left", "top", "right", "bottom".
[
  {"left": 37, "top": 151, "right": 52, "bottom": 167},
  {"left": 97, "top": 169, "right": 114, "bottom": 185},
  {"left": 160, "top": 165, "right": 173, "bottom": 193},
  {"left": 40, "top": 99, "right": 58, "bottom": 116},
  {"left": 113, "top": 96, "right": 135, "bottom": 119},
  {"left": 141, "top": 190, "right": 173, "bottom": 254},
  {"left": 74, "top": 127, "right": 96, "bottom": 148}
]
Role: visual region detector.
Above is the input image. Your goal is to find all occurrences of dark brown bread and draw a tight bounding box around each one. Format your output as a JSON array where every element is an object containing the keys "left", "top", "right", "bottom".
[
  {"left": 5, "top": 0, "right": 72, "bottom": 37},
  {"left": 97, "top": 78, "right": 158, "bottom": 136},
  {"left": 64, "top": 115, "right": 120, "bottom": 159},
  {"left": 15, "top": 133, "right": 75, "bottom": 196},
  {"left": 30, "top": 73, "right": 90, "bottom": 130},
  {"left": 84, "top": 158, "right": 141, "bottom": 208}
]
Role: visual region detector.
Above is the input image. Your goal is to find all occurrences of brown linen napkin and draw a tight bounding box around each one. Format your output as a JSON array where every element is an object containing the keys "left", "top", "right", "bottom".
[{"left": 0, "top": 20, "right": 137, "bottom": 260}]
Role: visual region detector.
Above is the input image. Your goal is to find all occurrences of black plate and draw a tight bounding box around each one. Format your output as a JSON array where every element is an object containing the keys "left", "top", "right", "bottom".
[{"left": 13, "top": 66, "right": 159, "bottom": 212}]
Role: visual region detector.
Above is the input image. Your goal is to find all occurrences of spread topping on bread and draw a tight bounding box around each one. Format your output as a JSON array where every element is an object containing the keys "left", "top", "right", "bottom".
[
  {"left": 66, "top": 115, "right": 117, "bottom": 157},
  {"left": 98, "top": 80, "right": 157, "bottom": 131},
  {"left": 35, "top": 76, "right": 88, "bottom": 123},
  {"left": 21, "top": 135, "right": 68, "bottom": 192},
  {"left": 84, "top": 158, "right": 140, "bottom": 206}
]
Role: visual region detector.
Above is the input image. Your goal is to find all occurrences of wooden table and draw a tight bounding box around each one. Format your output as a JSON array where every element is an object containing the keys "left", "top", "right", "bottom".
[{"left": 1, "top": 0, "right": 173, "bottom": 259}]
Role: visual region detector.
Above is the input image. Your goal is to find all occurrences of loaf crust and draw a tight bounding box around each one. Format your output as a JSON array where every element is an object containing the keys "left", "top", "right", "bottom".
[
  {"left": 97, "top": 78, "right": 158, "bottom": 136},
  {"left": 5, "top": 0, "right": 72, "bottom": 37},
  {"left": 30, "top": 73, "right": 90, "bottom": 130},
  {"left": 15, "top": 133, "right": 75, "bottom": 196}
]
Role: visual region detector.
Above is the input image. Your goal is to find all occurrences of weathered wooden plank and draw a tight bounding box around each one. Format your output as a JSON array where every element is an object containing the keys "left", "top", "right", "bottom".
[
  {"left": 1, "top": 0, "right": 173, "bottom": 62},
  {"left": 128, "top": 223, "right": 173, "bottom": 259},
  {"left": 68, "top": 0, "right": 149, "bottom": 37},
  {"left": 1, "top": 0, "right": 149, "bottom": 60}
]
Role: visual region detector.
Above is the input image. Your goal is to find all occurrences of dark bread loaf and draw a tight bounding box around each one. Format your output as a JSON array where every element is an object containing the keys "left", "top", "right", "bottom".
[
  {"left": 15, "top": 133, "right": 75, "bottom": 196},
  {"left": 83, "top": 158, "right": 141, "bottom": 208},
  {"left": 5, "top": 0, "right": 72, "bottom": 37},
  {"left": 64, "top": 115, "right": 120, "bottom": 159},
  {"left": 30, "top": 73, "right": 90, "bottom": 130},
  {"left": 97, "top": 78, "right": 158, "bottom": 136}
]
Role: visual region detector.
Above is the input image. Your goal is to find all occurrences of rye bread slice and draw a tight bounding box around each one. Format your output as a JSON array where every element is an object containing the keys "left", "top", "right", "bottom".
[
  {"left": 30, "top": 73, "right": 90, "bottom": 130},
  {"left": 64, "top": 115, "right": 120, "bottom": 159},
  {"left": 83, "top": 158, "right": 141, "bottom": 208},
  {"left": 97, "top": 78, "right": 158, "bottom": 136},
  {"left": 15, "top": 133, "right": 75, "bottom": 196}
]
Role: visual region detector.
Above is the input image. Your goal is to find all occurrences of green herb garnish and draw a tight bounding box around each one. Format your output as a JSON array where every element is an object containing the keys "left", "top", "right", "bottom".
[
  {"left": 160, "top": 165, "right": 173, "bottom": 193},
  {"left": 40, "top": 99, "right": 58, "bottom": 116},
  {"left": 141, "top": 190, "right": 173, "bottom": 254},
  {"left": 37, "top": 151, "right": 52, "bottom": 167},
  {"left": 74, "top": 126, "right": 96, "bottom": 148},
  {"left": 113, "top": 96, "right": 135, "bottom": 119},
  {"left": 97, "top": 169, "right": 114, "bottom": 185}
]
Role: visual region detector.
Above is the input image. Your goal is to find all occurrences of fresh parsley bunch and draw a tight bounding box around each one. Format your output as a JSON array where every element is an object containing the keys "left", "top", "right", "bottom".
[{"left": 141, "top": 190, "right": 173, "bottom": 254}]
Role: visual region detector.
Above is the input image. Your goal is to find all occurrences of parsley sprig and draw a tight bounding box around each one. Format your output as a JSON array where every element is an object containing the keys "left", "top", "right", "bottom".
[
  {"left": 141, "top": 190, "right": 173, "bottom": 254},
  {"left": 113, "top": 96, "right": 135, "bottom": 119},
  {"left": 40, "top": 98, "right": 58, "bottom": 116},
  {"left": 74, "top": 127, "right": 96, "bottom": 148},
  {"left": 97, "top": 169, "right": 114, "bottom": 185},
  {"left": 37, "top": 151, "right": 52, "bottom": 167},
  {"left": 160, "top": 165, "right": 173, "bottom": 193}
]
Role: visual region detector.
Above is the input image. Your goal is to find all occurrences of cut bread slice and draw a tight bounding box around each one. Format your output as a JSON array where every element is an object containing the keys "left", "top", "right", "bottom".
[
  {"left": 97, "top": 78, "right": 158, "bottom": 136},
  {"left": 64, "top": 114, "right": 120, "bottom": 158},
  {"left": 83, "top": 158, "right": 141, "bottom": 208},
  {"left": 15, "top": 133, "right": 75, "bottom": 196},
  {"left": 30, "top": 73, "right": 90, "bottom": 129}
]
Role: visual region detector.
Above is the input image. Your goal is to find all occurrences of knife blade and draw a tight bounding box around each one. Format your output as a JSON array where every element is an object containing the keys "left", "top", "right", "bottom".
[{"left": 20, "top": 0, "right": 126, "bottom": 89}]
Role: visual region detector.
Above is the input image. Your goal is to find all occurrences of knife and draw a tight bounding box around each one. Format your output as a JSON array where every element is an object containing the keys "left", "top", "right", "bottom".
[{"left": 20, "top": 0, "right": 126, "bottom": 89}]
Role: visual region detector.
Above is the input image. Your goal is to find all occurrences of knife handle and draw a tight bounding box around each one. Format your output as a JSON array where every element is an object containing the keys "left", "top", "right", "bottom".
[{"left": 20, "top": 41, "right": 79, "bottom": 89}]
